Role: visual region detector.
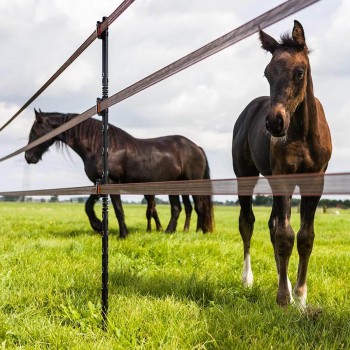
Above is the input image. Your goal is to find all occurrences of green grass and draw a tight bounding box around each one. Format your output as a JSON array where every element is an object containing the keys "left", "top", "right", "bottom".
[{"left": 0, "top": 202, "right": 350, "bottom": 349}]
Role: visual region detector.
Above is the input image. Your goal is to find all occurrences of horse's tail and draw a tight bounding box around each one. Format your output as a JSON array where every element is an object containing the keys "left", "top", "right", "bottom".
[{"left": 200, "top": 148, "right": 214, "bottom": 233}]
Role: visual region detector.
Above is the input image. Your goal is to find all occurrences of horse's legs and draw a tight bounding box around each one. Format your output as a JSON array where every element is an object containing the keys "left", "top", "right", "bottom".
[
  {"left": 272, "top": 195, "right": 295, "bottom": 306},
  {"left": 145, "top": 195, "right": 153, "bottom": 232},
  {"left": 182, "top": 195, "right": 193, "bottom": 231},
  {"left": 165, "top": 195, "right": 182, "bottom": 233},
  {"left": 144, "top": 195, "right": 162, "bottom": 232},
  {"left": 110, "top": 194, "right": 128, "bottom": 238},
  {"left": 192, "top": 195, "right": 205, "bottom": 232},
  {"left": 294, "top": 194, "right": 320, "bottom": 308},
  {"left": 144, "top": 195, "right": 154, "bottom": 232},
  {"left": 85, "top": 194, "right": 102, "bottom": 233},
  {"left": 238, "top": 195, "right": 255, "bottom": 288},
  {"left": 151, "top": 196, "right": 163, "bottom": 231}
]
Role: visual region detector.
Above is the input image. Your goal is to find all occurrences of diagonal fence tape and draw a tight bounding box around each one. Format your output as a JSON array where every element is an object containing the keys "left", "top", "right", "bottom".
[
  {"left": 99, "top": 0, "right": 320, "bottom": 112},
  {"left": 0, "top": 106, "right": 96, "bottom": 162},
  {"left": 0, "top": 0, "right": 135, "bottom": 133},
  {"left": 0, "top": 0, "right": 320, "bottom": 164},
  {"left": 1, "top": 173, "right": 349, "bottom": 197}
]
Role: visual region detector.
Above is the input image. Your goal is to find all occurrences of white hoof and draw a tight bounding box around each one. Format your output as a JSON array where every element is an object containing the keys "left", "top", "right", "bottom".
[
  {"left": 294, "top": 286, "right": 307, "bottom": 310},
  {"left": 242, "top": 255, "right": 253, "bottom": 288}
]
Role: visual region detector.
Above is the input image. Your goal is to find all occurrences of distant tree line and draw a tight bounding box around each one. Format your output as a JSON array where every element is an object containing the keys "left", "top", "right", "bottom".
[
  {"left": 217, "top": 196, "right": 350, "bottom": 208},
  {"left": 1, "top": 195, "right": 350, "bottom": 208}
]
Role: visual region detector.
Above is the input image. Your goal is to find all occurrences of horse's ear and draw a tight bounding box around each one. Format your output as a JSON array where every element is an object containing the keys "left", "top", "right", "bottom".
[
  {"left": 292, "top": 20, "right": 306, "bottom": 47},
  {"left": 34, "top": 108, "right": 43, "bottom": 123},
  {"left": 259, "top": 27, "right": 280, "bottom": 54}
]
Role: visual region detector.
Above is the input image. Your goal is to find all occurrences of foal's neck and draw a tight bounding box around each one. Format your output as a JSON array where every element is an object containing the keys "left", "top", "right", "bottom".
[{"left": 293, "top": 62, "right": 319, "bottom": 139}]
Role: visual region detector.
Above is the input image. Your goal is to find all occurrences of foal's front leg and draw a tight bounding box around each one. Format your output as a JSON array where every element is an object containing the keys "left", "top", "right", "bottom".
[
  {"left": 238, "top": 195, "right": 255, "bottom": 288},
  {"left": 273, "top": 195, "right": 295, "bottom": 306},
  {"left": 294, "top": 195, "right": 320, "bottom": 308}
]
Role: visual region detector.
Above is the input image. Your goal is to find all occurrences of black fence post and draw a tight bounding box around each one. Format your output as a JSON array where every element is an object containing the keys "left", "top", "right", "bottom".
[{"left": 97, "top": 16, "right": 109, "bottom": 329}]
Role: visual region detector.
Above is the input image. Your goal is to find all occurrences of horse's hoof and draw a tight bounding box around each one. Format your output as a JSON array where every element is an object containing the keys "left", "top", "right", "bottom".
[{"left": 164, "top": 230, "right": 175, "bottom": 234}]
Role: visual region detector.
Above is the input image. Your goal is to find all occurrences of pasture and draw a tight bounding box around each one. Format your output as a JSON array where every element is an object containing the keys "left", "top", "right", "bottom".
[{"left": 0, "top": 201, "right": 349, "bottom": 349}]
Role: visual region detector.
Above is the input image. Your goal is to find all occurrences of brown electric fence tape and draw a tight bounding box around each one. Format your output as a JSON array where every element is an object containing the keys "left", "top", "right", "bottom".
[
  {"left": 0, "top": 0, "right": 321, "bottom": 164},
  {"left": 1, "top": 173, "right": 350, "bottom": 197},
  {"left": 99, "top": 0, "right": 321, "bottom": 113},
  {"left": 0, "top": 0, "right": 135, "bottom": 133},
  {"left": 0, "top": 106, "right": 96, "bottom": 162}
]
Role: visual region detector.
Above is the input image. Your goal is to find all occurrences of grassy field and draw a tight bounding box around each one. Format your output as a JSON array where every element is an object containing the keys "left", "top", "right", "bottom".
[{"left": 0, "top": 201, "right": 349, "bottom": 349}]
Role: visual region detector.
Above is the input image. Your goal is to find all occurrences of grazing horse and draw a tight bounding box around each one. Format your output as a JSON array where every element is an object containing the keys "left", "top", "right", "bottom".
[
  {"left": 25, "top": 110, "right": 214, "bottom": 238},
  {"left": 231, "top": 21, "right": 332, "bottom": 307}
]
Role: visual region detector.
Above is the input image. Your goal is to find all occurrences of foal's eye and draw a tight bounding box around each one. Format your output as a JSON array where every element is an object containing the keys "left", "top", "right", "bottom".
[{"left": 295, "top": 69, "right": 304, "bottom": 80}]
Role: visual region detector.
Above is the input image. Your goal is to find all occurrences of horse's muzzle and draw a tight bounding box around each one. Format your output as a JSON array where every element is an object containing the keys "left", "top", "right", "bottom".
[{"left": 25, "top": 152, "right": 39, "bottom": 164}]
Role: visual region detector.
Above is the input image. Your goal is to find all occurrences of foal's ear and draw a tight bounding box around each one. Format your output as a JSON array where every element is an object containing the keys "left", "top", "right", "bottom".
[
  {"left": 292, "top": 20, "right": 306, "bottom": 47},
  {"left": 259, "top": 27, "right": 280, "bottom": 54}
]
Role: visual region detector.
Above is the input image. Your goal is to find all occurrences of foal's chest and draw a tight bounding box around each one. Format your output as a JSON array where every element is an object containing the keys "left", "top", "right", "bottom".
[{"left": 270, "top": 138, "right": 327, "bottom": 173}]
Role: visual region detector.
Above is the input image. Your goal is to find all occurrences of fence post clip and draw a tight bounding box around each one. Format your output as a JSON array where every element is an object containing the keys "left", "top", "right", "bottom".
[
  {"left": 96, "top": 179, "right": 101, "bottom": 195},
  {"left": 96, "top": 98, "right": 103, "bottom": 116},
  {"left": 96, "top": 17, "right": 108, "bottom": 39}
]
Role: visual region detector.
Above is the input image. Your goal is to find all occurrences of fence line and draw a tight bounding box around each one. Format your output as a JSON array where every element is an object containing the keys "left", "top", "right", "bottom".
[
  {"left": 0, "top": 0, "right": 320, "bottom": 164},
  {"left": 1, "top": 173, "right": 350, "bottom": 197},
  {"left": 0, "top": 0, "right": 135, "bottom": 133}
]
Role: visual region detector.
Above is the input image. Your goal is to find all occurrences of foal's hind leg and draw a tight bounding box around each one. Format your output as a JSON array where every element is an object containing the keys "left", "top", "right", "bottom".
[
  {"left": 182, "top": 195, "right": 193, "bottom": 231},
  {"left": 238, "top": 195, "right": 255, "bottom": 287},
  {"left": 85, "top": 195, "right": 102, "bottom": 233},
  {"left": 165, "top": 195, "right": 182, "bottom": 233},
  {"left": 110, "top": 194, "right": 128, "bottom": 238},
  {"left": 294, "top": 194, "right": 320, "bottom": 308}
]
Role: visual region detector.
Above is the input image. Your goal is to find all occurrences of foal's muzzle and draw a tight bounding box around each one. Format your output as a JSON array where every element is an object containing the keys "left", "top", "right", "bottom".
[{"left": 265, "top": 110, "right": 287, "bottom": 137}]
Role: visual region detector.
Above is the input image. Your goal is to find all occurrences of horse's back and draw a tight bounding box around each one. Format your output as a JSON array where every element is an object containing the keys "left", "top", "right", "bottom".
[
  {"left": 232, "top": 96, "right": 272, "bottom": 177},
  {"left": 149, "top": 135, "right": 208, "bottom": 180},
  {"left": 109, "top": 132, "right": 208, "bottom": 182}
]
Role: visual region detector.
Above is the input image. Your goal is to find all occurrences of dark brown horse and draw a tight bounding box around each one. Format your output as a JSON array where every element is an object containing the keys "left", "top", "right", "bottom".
[
  {"left": 232, "top": 21, "right": 332, "bottom": 307},
  {"left": 25, "top": 110, "right": 214, "bottom": 238}
]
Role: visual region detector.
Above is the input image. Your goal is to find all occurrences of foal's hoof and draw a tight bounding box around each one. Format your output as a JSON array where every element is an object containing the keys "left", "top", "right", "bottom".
[{"left": 276, "top": 292, "right": 293, "bottom": 307}]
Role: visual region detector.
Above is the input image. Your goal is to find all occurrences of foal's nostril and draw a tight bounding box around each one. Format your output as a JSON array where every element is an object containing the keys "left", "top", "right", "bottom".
[
  {"left": 276, "top": 114, "right": 284, "bottom": 133},
  {"left": 265, "top": 120, "right": 270, "bottom": 132}
]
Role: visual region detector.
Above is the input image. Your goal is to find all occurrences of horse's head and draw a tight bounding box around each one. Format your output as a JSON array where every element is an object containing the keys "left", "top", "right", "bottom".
[
  {"left": 260, "top": 20, "right": 309, "bottom": 137},
  {"left": 25, "top": 109, "right": 58, "bottom": 164}
]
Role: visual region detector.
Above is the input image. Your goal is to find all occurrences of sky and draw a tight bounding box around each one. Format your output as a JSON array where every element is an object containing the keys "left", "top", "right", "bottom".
[{"left": 0, "top": 0, "right": 349, "bottom": 203}]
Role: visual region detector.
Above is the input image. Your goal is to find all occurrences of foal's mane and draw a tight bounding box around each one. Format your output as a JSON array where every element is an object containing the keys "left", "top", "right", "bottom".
[{"left": 279, "top": 32, "right": 310, "bottom": 54}]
